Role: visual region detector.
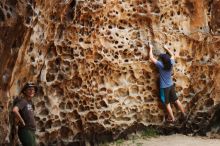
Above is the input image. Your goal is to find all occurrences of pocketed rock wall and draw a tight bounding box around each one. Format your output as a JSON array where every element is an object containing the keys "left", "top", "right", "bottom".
[{"left": 0, "top": 0, "right": 220, "bottom": 145}]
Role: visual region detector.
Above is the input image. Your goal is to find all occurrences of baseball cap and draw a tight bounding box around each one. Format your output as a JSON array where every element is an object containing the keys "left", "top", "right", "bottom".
[{"left": 21, "top": 82, "right": 38, "bottom": 93}]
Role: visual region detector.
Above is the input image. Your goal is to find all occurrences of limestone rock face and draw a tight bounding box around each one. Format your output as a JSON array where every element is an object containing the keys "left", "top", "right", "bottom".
[{"left": 0, "top": 0, "right": 220, "bottom": 145}]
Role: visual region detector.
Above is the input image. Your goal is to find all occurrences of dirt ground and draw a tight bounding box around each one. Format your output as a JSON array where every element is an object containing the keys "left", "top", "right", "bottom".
[{"left": 102, "top": 134, "right": 220, "bottom": 146}]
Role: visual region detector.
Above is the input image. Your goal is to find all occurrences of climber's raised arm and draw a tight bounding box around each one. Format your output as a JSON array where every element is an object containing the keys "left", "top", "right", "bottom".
[
  {"left": 164, "top": 45, "right": 174, "bottom": 60},
  {"left": 149, "top": 44, "right": 158, "bottom": 64}
]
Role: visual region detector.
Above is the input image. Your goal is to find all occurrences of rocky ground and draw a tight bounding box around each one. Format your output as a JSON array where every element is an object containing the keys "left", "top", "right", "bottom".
[{"left": 101, "top": 134, "right": 220, "bottom": 146}]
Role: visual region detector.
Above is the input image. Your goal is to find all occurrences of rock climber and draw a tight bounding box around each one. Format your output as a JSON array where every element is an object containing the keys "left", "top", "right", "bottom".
[{"left": 148, "top": 44, "right": 186, "bottom": 123}]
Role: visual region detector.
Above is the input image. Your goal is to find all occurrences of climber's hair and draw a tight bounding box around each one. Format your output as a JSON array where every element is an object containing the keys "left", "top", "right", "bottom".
[{"left": 159, "top": 53, "right": 172, "bottom": 70}]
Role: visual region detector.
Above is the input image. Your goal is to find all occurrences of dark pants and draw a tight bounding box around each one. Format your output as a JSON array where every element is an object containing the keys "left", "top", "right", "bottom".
[{"left": 18, "top": 128, "right": 36, "bottom": 146}]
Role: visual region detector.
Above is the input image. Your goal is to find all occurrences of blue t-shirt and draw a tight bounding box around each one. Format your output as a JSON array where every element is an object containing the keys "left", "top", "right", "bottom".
[{"left": 155, "top": 59, "right": 175, "bottom": 88}]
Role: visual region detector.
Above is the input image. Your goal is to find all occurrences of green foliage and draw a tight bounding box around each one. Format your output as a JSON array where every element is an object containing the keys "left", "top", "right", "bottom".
[
  {"left": 115, "top": 139, "right": 125, "bottom": 146},
  {"left": 136, "top": 142, "right": 143, "bottom": 146},
  {"left": 141, "top": 127, "right": 159, "bottom": 138},
  {"left": 100, "top": 128, "right": 159, "bottom": 146}
]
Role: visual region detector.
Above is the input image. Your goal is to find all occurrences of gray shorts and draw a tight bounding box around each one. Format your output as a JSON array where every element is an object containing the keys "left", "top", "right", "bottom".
[{"left": 160, "top": 85, "right": 178, "bottom": 104}]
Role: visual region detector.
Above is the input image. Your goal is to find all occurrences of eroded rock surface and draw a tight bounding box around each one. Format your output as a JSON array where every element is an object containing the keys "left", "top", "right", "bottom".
[{"left": 0, "top": 0, "right": 220, "bottom": 145}]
